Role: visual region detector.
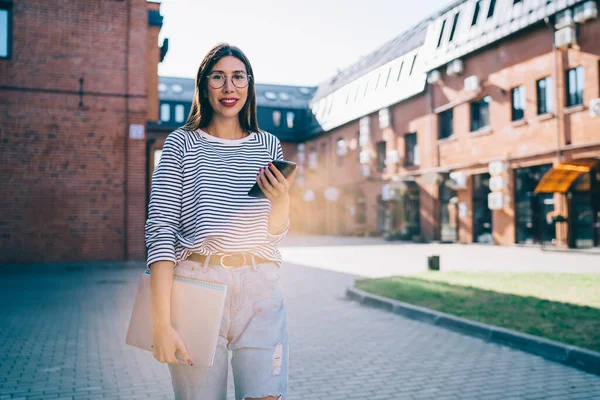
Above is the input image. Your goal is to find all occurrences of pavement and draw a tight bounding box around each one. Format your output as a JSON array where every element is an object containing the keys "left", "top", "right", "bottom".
[{"left": 1, "top": 235, "right": 599, "bottom": 399}]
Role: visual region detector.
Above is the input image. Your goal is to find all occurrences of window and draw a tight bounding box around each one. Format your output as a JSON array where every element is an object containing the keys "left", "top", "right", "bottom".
[
  {"left": 405, "top": 133, "right": 419, "bottom": 166},
  {"left": 471, "top": 96, "right": 491, "bottom": 131},
  {"left": 273, "top": 110, "right": 281, "bottom": 127},
  {"left": 409, "top": 55, "right": 417, "bottom": 75},
  {"left": 449, "top": 13, "right": 460, "bottom": 42},
  {"left": 513, "top": 0, "right": 523, "bottom": 4},
  {"left": 379, "top": 108, "right": 391, "bottom": 129},
  {"left": 171, "top": 84, "right": 183, "bottom": 94},
  {"left": 158, "top": 83, "right": 167, "bottom": 92},
  {"left": 472, "top": 1, "right": 481, "bottom": 26},
  {"left": 265, "top": 91, "right": 277, "bottom": 100},
  {"left": 375, "top": 73, "right": 381, "bottom": 91},
  {"left": 487, "top": 0, "right": 497, "bottom": 18},
  {"left": 356, "top": 194, "right": 367, "bottom": 224},
  {"left": 356, "top": 132, "right": 361, "bottom": 161},
  {"left": 376, "top": 141, "right": 387, "bottom": 172},
  {"left": 286, "top": 111, "right": 295, "bottom": 128},
  {"left": 397, "top": 61, "right": 404, "bottom": 81},
  {"left": 511, "top": 86, "right": 525, "bottom": 121},
  {"left": 0, "top": 3, "right": 11, "bottom": 58},
  {"left": 438, "top": 109, "right": 454, "bottom": 139},
  {"left": 160, "top": 103, "right": 170, "bottom": 122},
  {"left": 566, "top": 66, "right": 584, "bottom": 107},
  {"left": 154, "top": 149, "right": 162, "bottom": 169},
  {"left": 321, "top": 142, "right": 328, "bottom": 168},
  {"left": 385, "top": 68, "right": 392, "bottom": 87},
  {"left": 437, "top": 20, "right": 447, "bottom": 48},
  {"left": 536, "top": 77, "right": 553, "bottom": 115},
  {"left": 514, "top": 165, "right": 555, "bottom": 244},
  {"left": 308, "top": 145, "right": 317, "bottom": 169},
  {"left": 472, "top": 174, "right": 493, "bottom": 243},
  {"left": 336, "top": 138, "right": 345, "bottom": 156},
  {"left": 336, "top": 138, "right": 345, "bottom": 166},
  {"left": 175, "top": 104, "right": 185, "bottom": 123}
]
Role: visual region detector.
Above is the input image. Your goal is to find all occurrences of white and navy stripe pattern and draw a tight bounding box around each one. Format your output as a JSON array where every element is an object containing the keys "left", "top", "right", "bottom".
[{"left": 145, "top": 128, "right": 289, "bottom": 269}]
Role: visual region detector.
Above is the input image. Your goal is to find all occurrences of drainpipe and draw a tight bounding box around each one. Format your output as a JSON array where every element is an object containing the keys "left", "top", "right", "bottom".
[
  {"left": 426, "top": 78, "right": 441, "bottom": 241},
  {"left": 544, "top": 16, "right": 562, "bottom": 163},
  {"left": 123, "top": 0, "right": 131, "bottom": 260},
  {"left": 544, "top": 16, "right": 567, "bottom": 247}
]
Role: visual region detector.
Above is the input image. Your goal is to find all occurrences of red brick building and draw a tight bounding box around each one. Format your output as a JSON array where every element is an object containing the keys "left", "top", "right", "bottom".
[
  {"left": 0, "top": 0, "right": 167, "bottom": 263},
  {"left": 3, "top": 0, "right": 600, "bottom": 264},
  {"left": 292, "top": 0, "right": 600, "bottom": 250}
]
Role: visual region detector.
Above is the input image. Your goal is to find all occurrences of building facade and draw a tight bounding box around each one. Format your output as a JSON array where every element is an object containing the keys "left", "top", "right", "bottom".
[
  {"left": 3, "top": 0, "right": 600, "bottom": 264},
  {"left": 0, "top": 0, "right": 167, "bottom": 263},
  {"left": 293, "top": 0, "right": 600, "bottom": 250}
]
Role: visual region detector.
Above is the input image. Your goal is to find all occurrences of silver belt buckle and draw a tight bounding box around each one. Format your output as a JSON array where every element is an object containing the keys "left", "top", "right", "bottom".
[{"left": 220, "top": 254, "right": 246, "bottom": 268}]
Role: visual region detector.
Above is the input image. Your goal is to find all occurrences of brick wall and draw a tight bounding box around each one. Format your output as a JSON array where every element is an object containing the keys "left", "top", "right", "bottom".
[
  {"left": 0, "top": 0, "right": 154, "bottom": 263},
  {"left": 295, "top": 18, "right": 600, "bottom": 245}
]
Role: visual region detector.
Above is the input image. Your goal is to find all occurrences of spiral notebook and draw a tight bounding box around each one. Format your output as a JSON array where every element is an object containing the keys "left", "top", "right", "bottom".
[{"left": 125, "top": 270, "right": 227, "bottom": 367}]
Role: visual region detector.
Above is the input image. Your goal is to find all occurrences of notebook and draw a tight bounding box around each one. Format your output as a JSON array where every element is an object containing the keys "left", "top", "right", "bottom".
[{"left": 125, "top": 270, "right": 227, "bottom": 367}]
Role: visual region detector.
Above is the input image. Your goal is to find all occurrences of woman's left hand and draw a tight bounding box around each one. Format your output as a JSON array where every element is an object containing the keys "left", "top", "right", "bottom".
[{"left": 257, "top": 163, "right": 298, "bottom": 205}]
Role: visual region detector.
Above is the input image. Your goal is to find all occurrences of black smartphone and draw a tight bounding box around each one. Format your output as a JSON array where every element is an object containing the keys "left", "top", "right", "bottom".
[{"left": 247, "top": 160, "right": 298, "bottom": 198}]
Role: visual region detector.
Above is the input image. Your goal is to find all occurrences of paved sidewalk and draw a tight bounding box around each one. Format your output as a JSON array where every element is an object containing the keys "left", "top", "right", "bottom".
[
  {"left": 279, "top": 234, "right": 600, "bottom": 277},
  {"left": 1, "top": 239, "right": 600, "bottom": 399}
]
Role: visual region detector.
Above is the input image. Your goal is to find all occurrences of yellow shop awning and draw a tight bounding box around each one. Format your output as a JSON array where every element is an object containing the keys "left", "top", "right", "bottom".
[{"left": 534, "top": 158, "right": 599, "bottom": 193}]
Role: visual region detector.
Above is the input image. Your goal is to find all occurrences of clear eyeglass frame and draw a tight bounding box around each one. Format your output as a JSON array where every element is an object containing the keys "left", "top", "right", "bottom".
[{"left": 206, "top": 72, "right": 252, "bottom": 89}]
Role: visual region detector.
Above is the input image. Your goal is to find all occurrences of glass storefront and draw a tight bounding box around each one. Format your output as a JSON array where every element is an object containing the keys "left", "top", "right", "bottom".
[
  {"left": 514, "top": 164, "right": 555, "bottom": 245},
  {"left": 472, "top": 173, "right": 493, "bottom": 243},
  {"left": 568, "top": 167, "right": 600, "bottom": 248},
  {"left": 403, "top": 182, "right": 421, "bottom": 238},
  {"left": 439, "top": 178, "right": 458, "bottom": 242}
]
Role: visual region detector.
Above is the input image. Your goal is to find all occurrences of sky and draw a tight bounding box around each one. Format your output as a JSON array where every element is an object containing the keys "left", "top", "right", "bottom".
[{"left": 157, "top": 0, "right": 456, "bottom": 87}]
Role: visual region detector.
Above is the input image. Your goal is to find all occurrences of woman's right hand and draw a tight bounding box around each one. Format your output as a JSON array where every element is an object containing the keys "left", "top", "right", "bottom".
[{"left": 152, "top": 324, "right": 193, "bottom": 366}]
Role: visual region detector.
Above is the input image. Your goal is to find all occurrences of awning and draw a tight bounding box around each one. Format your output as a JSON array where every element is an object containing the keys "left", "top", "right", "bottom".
[{"left": 534, "top": 158, "right": 599, "bottom": 193}]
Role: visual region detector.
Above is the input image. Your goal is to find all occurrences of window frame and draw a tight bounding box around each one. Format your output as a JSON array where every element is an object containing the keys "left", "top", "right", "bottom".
[
  {"left": 376, "top": 141, "right": 387, "bottom": 172},
  {"left": 536, "top": 76, "right": 553, "bottom": 115},
  {"left": 160, "top": 103, "right": 171, "bottom": 122},
  {"left": 448, "top": 13, "right": 460, "bottom": 42},
  {"left": 437, "top": 20, "right": 447, "bottom": 48},
  {"left": 566, "top": 66, "right": 584, "bottom": 108},
  {"left": 286, "top": 111, "right": 295, "bottom": 129},
  {"left": 404, "top": 133, "right": 419, "bottom": 167},
  {"left": 511, "top": 85, "right": 525, "bottom": 121},
  {"left": 470, "top": 96, "right": 491, "bottom": 132},
  {"left": 174, "top": 104, "right": 185, "bottom": 123},
  {"left": 438, "top": 108, "right": 454, "bottom": 140},
  {"left": 0, "top": 2, "right": 12, "bottom": 59},
  {"left": 272, "top": 110, "right": 282, "bottom": 128},
  {"left": 471, "top": 1, "right": 481, "bottom": 26},
  {"left": 487, "top": 0, "right": 497, "bottom": 18}
]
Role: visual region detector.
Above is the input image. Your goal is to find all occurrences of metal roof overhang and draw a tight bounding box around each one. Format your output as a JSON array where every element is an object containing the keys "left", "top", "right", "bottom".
[{"left": 534, "top": 158, "right": 599, "bottom": 194}]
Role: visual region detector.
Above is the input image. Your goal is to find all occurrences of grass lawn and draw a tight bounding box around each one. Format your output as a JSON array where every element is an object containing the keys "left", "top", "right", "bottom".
[{"left": 355, "top": 272, "right": 600, "bottom": 353}]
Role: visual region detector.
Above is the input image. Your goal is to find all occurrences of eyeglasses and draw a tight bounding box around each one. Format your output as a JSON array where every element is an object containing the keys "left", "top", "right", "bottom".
[{"left": 206, "top": 72, "right": 251, "bottom": 89}]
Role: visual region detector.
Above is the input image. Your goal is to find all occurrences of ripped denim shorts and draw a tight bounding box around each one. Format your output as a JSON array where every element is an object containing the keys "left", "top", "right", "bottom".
[{"left": 167, "top": 256, "right": 288, "bottom": 400}]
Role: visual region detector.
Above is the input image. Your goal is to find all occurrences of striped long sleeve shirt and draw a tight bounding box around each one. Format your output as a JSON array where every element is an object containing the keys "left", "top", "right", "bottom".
[{"left": 144, "top": 128, "right": 290, "bottom": 269}]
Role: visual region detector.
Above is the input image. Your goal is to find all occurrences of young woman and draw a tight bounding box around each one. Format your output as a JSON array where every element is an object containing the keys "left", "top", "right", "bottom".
[{"left": 145, "top": 43, "right": 296, "bottom": 400}]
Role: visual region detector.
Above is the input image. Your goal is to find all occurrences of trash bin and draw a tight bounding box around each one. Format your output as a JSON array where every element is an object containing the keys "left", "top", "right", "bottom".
[{"left": 428, "top": 255, "right": 440, "bottom": 271}]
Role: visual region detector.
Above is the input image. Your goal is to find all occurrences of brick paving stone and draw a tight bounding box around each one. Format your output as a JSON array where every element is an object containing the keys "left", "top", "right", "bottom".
[{"left": 1, "top": 238, "right": 600, "bottom": 399}]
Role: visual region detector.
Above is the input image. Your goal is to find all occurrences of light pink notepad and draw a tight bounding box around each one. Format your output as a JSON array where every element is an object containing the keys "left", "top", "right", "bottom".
[{"left": 126, "top": 270, "right": 227, "bottom": 367}]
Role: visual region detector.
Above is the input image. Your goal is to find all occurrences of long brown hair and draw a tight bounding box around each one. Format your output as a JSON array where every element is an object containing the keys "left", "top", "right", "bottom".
[{"left": 181, "top": 43, "right": 259, "bottom": 133}]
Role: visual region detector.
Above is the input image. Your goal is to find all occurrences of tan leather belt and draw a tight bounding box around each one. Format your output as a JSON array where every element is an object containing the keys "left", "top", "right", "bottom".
[{"left": 186, "top": 252, "right": 269, "bottom": 268}]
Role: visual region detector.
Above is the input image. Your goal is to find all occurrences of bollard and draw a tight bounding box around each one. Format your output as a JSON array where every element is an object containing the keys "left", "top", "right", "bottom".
[{"left": 428, "top": 255, "right": 440, "bottom": 271}]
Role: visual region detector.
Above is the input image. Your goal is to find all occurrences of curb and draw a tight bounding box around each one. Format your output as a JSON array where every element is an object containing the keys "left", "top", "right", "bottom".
[{"left": 346, "top": 285, "right": 600, "bottom": 377}]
